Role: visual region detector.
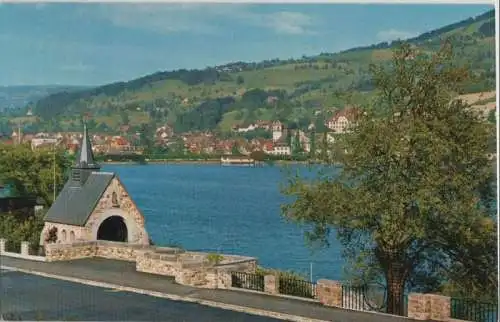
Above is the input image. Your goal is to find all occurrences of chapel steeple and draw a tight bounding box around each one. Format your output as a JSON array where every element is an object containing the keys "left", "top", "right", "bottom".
[{"left": 71, "top": 122, "right": 100, "bottom": 185}]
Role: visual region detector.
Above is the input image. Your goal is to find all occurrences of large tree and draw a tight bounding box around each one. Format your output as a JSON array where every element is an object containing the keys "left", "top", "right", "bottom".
[
  {"left": 282, "top": 43, "right": 497, "bottom": 315},
  {"left": 0, "top": 143, "right": 72, "bottom": 206}
]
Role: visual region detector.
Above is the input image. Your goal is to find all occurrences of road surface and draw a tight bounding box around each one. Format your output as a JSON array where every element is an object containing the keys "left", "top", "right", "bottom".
[{"left": 0, "top": 268, "right": 285, "bottom": 321}]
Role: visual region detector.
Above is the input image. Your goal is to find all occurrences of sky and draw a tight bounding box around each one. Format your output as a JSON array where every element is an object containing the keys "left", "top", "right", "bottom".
[{"left": 0, "top": 3, "right": 494, "bottom": 86}]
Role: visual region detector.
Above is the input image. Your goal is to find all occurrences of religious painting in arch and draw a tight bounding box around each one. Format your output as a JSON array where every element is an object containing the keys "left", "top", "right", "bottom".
[{"left": 111, "top": 191, "right": 120, "bottom": 208}]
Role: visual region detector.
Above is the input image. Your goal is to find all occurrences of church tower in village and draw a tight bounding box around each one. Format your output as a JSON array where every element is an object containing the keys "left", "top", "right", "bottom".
[{"left": 40, "top": 123, "right": 150, "bottom": 247}]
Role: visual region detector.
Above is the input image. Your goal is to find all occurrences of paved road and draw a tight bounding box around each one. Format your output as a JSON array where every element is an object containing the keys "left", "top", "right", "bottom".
[
  {"left": 0, "top": 269, "right": 283, "bottom": 321},
  {"left": 0, "top": 256, "right": 419, "bottom": 322}
]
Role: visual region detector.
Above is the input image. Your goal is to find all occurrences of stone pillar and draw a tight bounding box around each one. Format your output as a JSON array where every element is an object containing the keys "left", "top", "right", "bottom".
[
  {"left": 408, "top": 293, "right": 431, "bottom": 320},
  {"left": 408, "top": 293, "right": 451, "bottom": 321},
  {"left": 316, "top": 279, "right": 342, "bottom": 307},
  {"left": 21, "top": 241, "right": 30, "bottom": 256},
  {"left": 0, "top": 238, "right": 6, "bottom": 253},
  {"left": 217, "top": 270, "right": 232, "bottom": 289},
  {"left": 428, "top": 294, "right": 451, "bottom": 321},
  {"left": 264, "top": 274, "right": 278, "bottom": 294}
]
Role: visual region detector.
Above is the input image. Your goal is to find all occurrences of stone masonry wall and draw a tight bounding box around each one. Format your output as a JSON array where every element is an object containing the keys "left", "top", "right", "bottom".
[
  {"left": 135, "top": 252, "right": 181, "bottom": 277},
  {"left": 216, "top": 270, "right": 232, "bottom": 289},
  {"left": 45, "top": 242, "right": 97, "bottom": 262},
  {"left": 42, "top": 240, "right": 259, "bottom": 291},
  {"left": 216, "top": 259, "right": 257, "bottom": 273},
  {"left": 85, "top": 177, "right": 148, "bottom": 245},
  {"left": 11, "top": 239, "right": 477, "bottom": 321},
  {"left": 39, "top": 222, "right": 89, "bottom": 247},
  {"left": 176, "top": 268, "right": 218, "bottom": 289},
  {"left": 95, "top": 241, "right": 152, "bottom": 262}
]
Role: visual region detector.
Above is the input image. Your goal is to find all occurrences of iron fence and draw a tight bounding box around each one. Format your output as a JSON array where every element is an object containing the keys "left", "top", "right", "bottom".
[
  {"left": 230, "top": 271, "right": 264, "bottom": 292},
  {"left": 342, "top": 284, "right": 370, "bottom": 311},
  {"left": 451, "top": 298, "right": 498, "bottom": 322},
  {"left": 341, "top": 283, "right": 407, "bottom": 316},
  {"left": 278, "top": 276, "right": 317, "bottom": 299},
  {"left": 5, "top": 240, "right": 21, "bottom": 253}
]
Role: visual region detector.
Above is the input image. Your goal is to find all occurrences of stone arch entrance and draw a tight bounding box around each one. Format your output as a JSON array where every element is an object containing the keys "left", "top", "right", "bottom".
[{"left": 96, "top": 216, "right": 128, "bottom": 242}]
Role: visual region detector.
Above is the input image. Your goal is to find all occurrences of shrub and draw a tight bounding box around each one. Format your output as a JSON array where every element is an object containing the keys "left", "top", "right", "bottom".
[
  {"left": 207, "top": 253, "right": 224, "bottom": 265},
  {"left": 5, "top": 239, "right": 21, "bottom": 253}
]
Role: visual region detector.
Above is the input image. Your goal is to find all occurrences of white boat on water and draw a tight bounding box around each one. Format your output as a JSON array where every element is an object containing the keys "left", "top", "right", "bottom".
[{"left": 220, "top": 155, "right": 256, "bottom": 166}]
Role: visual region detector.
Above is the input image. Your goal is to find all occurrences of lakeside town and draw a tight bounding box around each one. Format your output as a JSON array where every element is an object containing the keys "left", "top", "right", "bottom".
[
  {"left": 0, "top": 4, "right": 497, "bottom": 322},
  {"left": 1, "top": 106, "right": 360, "bottom": 161}
]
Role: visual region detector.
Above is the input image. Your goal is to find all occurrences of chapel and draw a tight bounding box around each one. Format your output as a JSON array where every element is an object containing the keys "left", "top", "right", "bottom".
[{"left": 40, "top": 123, "right": 150, "bottom": 246}]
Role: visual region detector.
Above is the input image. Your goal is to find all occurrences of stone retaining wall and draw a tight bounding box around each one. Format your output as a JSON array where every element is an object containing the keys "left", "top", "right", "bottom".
[
  {"left": 43, "top": 240, "right": 185, "bottom": 262},
  {"left": 95, "top": 241, "right": 148, "bottom": 262},
  {"left": 176, "top": 268, "right": 218, "bottom": 289},
  {"left": 1, "top": 238, "right": 476, "bottom": 321},
  {"left": 135, "top": 252, "right": 181, "bottom": 277},
  {"left": 134, "top": 250, "right": 257, "bottom": 289},
  {"left": 45, "top": 241, "right": 97, "bottom": 262}
]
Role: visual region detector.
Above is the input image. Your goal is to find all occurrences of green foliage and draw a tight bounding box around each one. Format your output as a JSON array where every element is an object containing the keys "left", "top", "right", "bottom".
[
  {"left": 487, "top": 109, "right": 496, "bottom": 124},
  {"left": 309, "top": 129, "right": 316, "bottom": 159},
  {"left": 206, "top": 253, "right": 224, "bottom": 265},
  {"left": 0, "top": 209, "right": 46, "bottom": 254},
  {"left": 256, "top": 266, "right": 307, "bottom": 280},
  {"left": 175, "top": 97, "right": 235, "bottom": 133},
  {"left": 0, "top": 144, "right": 72, "bottom": 206},
  {"left": 291, "top": 130, "right": 303, "bottom": 156},
  {"left": 120, "top": 110, "right": 130, "bottom": 125},
  {"left": 281, "top": 43, "right": 497, "bottom": 315},
  {"left": 249, "top": 150, "right": 266, "bottom": 162},
  {"left": 240, "top": 128, "right": 272, "bottom": 141},
  {"left": 0, "top": 144, "right": 70, "bottom": 253},
  {"left": 231, "top": 143, "right": 241, "bottom": 156}
]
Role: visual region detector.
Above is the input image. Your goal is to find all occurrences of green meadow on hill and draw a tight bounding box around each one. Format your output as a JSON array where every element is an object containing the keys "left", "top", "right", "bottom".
[{"left": 6, "top": 9, "right": 495, "bottom": 134}]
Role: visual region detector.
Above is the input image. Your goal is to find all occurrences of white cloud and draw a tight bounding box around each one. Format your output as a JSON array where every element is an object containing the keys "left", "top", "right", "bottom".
[
  {"left": 376, "top": 29, "right": 418, "bottom": 42},
  {"left": 59, "top": 62, "right": 93, "bottom": 72},
  {"left": 81, "top": 4, "right": 318, "bottom": 36},
  {"left": 243, "top": 11, "right": 316, "bottom": 35},
  {"left": 81, "top": 4, "right": 241, "bottom": 35}
]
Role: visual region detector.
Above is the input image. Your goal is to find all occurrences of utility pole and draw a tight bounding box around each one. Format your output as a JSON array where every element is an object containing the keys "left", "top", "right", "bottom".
[
  {"left": 17, "top": 119, "right": 21, "bottom": 145},
  {"left": 310, "top": 262, "right": 313, "bottom": 282},
  {"left": 53, "top": 144, "right": 56, "bottom": 202},
  {"left": 53, "top": 139, "right": 61, "bottom": 203}
]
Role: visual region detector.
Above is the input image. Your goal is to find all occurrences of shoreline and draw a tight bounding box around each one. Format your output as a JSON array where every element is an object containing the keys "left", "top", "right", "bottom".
[{"left": 101, "top": 159, "right": 314, "bottom": 165}]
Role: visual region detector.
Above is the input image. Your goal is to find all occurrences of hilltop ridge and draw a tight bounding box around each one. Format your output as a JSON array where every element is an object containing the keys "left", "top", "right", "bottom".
[{"left": 6, "top": 9, "right": 496, "bottom": 134}]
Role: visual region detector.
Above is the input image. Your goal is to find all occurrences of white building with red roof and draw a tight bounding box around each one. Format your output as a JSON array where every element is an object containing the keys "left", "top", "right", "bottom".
[{"left": 325, "top": 106, "right": 362, "bottom": 134}]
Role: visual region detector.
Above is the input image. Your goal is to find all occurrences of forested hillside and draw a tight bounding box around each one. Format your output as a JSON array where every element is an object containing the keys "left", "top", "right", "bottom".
[{"left": 23, "top": 9, "right": 496, "bottom": 134}]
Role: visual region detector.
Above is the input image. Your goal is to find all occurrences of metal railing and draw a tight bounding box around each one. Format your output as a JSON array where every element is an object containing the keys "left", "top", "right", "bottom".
[
  {"left": 341, "top": 284, "right": 408, "bottom": 316},
  {"left": 342, "top": 284, "right": 370, "bottom": 311},
  {"left": 5, "top": 240, "right": 21, "bottom": 253},
  {"left": 278, "top": 276, "right": 317, "bottom": 299},
  {"left": 451, "top": 298, "right": 498, "bottom": 322},
  {"left": 230, "top": 271, "right": 264, "bottom": 292}
]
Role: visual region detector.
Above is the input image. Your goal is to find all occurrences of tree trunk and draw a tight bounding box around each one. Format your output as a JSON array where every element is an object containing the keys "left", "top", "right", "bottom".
[{"left": 385, "top": 262, "right": 407, "bottom": 316}]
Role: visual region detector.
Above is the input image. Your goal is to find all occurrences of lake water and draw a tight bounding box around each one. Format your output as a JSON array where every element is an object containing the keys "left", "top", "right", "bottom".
[{"left": 102, "top": 163, "right": 345, "bottom": 281}]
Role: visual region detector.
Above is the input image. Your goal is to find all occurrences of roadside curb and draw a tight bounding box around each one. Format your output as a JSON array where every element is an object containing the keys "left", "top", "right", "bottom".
[{"left": 0, "top": 265, "right": 328, "bottom": 322}]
